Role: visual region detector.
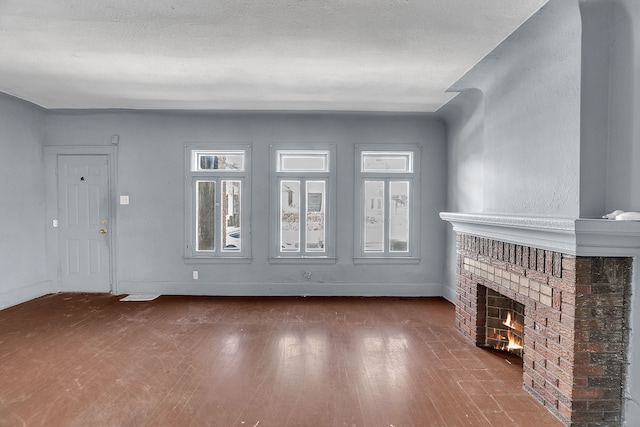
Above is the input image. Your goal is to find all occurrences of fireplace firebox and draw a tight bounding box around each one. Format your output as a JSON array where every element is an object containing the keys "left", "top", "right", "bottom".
[{"left": 482, "top": 287, "right": 525, "bottom": 358}]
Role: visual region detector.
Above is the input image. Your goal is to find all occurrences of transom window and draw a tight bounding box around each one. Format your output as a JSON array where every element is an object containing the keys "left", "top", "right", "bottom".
[
  {"left": 361, "top": 151, "right": 413, "bottom": 173},
  {"left": 185, "top": 144, "right": 251, "bottom": 262},
  {"left": 277, "top": 151, "right": 329, "bottom": 172},
  {"left": 355, "top": 146, "right": 420, "bottom": 263},
  {"left": 270, "top": 146, "right": 336, "bottom": 263},
  {"left": 193, "top": 150, "right": 246, "bottom": 171}
]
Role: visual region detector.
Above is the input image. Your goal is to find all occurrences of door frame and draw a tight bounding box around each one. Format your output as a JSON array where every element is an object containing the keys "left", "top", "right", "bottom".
[{"left": 45, "top": 146, "right": 118, "bottom": 294}]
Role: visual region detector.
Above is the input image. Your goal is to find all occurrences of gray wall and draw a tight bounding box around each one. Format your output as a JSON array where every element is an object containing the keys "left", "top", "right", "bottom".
[
  {"left": 446, "top": 0, "right": 583, "bottom": 218},
  {"left": 579, "top": 0, "right": 638, "bottom": 217},
  {"left": 0, "top": 93, "right": 49, "bottom": 309},
  {"left": 44, "top": 111, "right": 448, "bottom": 296}
]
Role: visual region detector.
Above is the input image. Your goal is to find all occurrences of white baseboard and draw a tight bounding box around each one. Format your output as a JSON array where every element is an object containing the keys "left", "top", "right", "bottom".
[
  {"left": 117, "top": 281, "right": 445, "bottom": 297},
  {"left": 442, "top": 284, "right": 456, "bottom": 304},
  {"left": 0, "top": 280, "right": 52, "bottom": 310}
]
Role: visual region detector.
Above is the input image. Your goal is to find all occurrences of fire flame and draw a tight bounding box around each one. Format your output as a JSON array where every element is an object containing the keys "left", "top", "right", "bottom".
[
  {"left": 502, "top": 312, "right": 523, "bottom": 333},
  {"left": 487, "top": 311, "right": 524, "bottom": 353},
  {"left": 503, "top": 312, "right": 523, "bottom": 351}
]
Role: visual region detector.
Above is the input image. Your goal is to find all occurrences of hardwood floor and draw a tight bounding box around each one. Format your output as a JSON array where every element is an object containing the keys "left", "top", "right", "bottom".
[{"left": 0, "top": 294, "right": 563, "bottom": 426}]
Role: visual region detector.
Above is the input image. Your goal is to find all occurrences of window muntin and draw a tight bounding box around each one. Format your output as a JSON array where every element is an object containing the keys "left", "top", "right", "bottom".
[
  {"left": 186, "top": 144, "right": 250, "bottom": 262},
  {"left": 356, "top": 146, "right": 419, "bottom": 262},
  {"left": 271, "top": 145, "right": 335, "bottom": 262}
]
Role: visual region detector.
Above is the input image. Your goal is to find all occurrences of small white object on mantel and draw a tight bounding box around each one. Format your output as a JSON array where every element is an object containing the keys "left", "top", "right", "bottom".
[
  {"left": 602, "top": 210, "right": 625, "bottom": 219},
  {"left": 610, "top": 211, "right": 640, "bottom": 221},
  {"left": 439, "top": 212, "right": 640, "bottom": 257}
]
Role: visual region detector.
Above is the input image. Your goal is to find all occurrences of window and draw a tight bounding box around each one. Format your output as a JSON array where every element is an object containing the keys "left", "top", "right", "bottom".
[
  {"left": 270, "top": 145, "right": 336, "bottom": 263},
  {"left": 354, "top": 145, "right": 420, "bottom": 263},
  {"left": 185, "top": 144, "right": 251, "bottom": 262}
]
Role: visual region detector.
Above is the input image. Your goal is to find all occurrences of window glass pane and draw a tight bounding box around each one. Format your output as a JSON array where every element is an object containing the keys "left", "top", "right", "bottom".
[
  {"left": 278, "top": 151, "right": 329, "bottom": 172},
  {"left": 196, "top": 181, "right": 216, "bottom": 251},
  {"left": 362, "top": 151, "right": 413, "bottom": 173},
  {"left": 364, "top": 180, "right": 384, "bottom": 252},
  {"left": 281, "top": 180, "right": 300, "bottom": 252},
  {"left": 221, "top": 180, "right": 241, "bottom": 251},
  {"left": 194, "top": 151, "right": 245, "bottom": 171},
  {"left": 389, "top": 181, "right": 410, "bottom": 252},
  {"left": 306, "top": 181, "right": 325, "bottom": 252}
]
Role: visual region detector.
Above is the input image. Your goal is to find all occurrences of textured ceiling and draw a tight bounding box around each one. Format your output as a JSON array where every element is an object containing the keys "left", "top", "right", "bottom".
[{"left": 0, "top": 0, "right": 549, "bottom": 112}]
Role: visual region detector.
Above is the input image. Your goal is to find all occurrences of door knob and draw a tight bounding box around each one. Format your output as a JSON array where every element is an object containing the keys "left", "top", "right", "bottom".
[{"left": 99, "top": 229, "right": 108, "bottom": 234}]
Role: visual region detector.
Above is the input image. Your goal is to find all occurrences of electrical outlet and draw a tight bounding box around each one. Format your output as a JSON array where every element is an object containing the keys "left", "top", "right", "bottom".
[{"left": 192, "top": 270, "right": 198, "bottom": 280}]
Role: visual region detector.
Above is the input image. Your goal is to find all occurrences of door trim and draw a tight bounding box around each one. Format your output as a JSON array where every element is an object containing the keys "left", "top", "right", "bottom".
[{"left": 45, "top": 146, "right": 118, "bottom": 294}]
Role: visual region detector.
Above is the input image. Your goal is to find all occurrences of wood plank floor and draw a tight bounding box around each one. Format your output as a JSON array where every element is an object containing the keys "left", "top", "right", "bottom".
[{"left": 0, "top": 294, "right": 563, "bottom": 427}]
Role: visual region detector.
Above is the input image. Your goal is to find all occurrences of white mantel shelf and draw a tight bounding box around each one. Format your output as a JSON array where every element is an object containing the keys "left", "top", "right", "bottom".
[{"left": 440, "top": 212, "right": 640, "bottom": 257}]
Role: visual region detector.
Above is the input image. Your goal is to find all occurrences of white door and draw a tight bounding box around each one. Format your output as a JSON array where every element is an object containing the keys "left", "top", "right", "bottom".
[{"left": 57, "top": 155, "right": 111, "bottom": 292}]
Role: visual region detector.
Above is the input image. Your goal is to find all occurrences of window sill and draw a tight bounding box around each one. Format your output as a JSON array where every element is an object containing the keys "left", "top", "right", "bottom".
[
  {"left": 353, "top": 257, "right": 420, "bottom": 265},
  {"left": 184, "top": 257, "right": 253, "bottom": 265},
  {"left": 269, "top": 256, "right": 337, "bottom": 265}
]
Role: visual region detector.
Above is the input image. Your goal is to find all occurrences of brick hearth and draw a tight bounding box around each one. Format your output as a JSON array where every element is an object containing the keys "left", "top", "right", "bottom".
[{"left": 456, "top": 233, "right": 631, "bottom": 426}]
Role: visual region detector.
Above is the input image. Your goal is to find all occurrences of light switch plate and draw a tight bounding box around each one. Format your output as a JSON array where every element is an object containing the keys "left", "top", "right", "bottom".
[{"left": 120, "top": 195, "right": 130, "bottom": 205}]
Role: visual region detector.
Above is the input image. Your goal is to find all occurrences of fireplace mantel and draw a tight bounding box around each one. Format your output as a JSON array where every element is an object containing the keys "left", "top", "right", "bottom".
[{"left": 440, "top": 212, "right": 640, "bottom": 256}]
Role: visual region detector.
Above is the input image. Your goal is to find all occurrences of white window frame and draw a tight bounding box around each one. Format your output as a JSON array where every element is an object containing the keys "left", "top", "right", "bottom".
[
  {"left": 354, "top": 144, "right": 420, "bottom": 264},
  {"left": 269, "top": 144, "right": 337, "bottom": 264},
  {"left": 184, "top": 143, "right": 252, "bottom": 263}
]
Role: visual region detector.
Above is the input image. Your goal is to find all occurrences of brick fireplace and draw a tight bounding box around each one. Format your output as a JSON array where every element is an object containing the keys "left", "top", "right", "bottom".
[{"left": 440, "top": 213, "right": 640, "bottom": 427}]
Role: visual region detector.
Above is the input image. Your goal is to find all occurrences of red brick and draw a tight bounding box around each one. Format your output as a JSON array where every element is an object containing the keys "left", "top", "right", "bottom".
[
  {"left": 587, "top": 399, "right": 621, "bottom": 412},
  {"left": 515, "top": 245, "right": 523, "bottom": 266},
  {"left": 552, "top": 289, "right": 562, "bottom": 310},
  {"left": 572, "top": 376, "right": 588, "bottom": 388},
  {"left": 523, "top": 372, "right": 535, "bottom": 388},
  {"left": 545, "top": 250, "right": 554, "bottom": 274},
  {"left": 572, "top": 351, "right": 592, "bottom": 365},
  {"left": 522, "top": 247, "right": 530, "bottom": 269},
  {"left": 549, "top": 276, "right": 574, "bottom": 293},
  {"left": 575, "top": 285, "right": 592, "bottom": 296},
  {"left": 508, "top": 264, "right": 526, "bottom": 276},
  {"left": 537, "top": 250, "right": 546, "bottom": 273},
  {"left": 575, "top": 342, "right": 624, "bottom": 353},
  {"left": 528, "top": 248, "right": 538, "bottom": 270},
  {"left": 557, "top": 401, "right": 573, "bottom": 420},
  {"left": 547, "top": 339, "right": 575, "bottom": 362},
  {"left": 536, "top": 344, "right": 561, "bottom": 366},
  {"left": 545, "top": 362, "right": 573, "bottom": 388},
  {"left": 573, "top": 365, "right": 606, "bottom": 377},
  {"left": 552, "top": 252, "right": 563, "bottom": 278},
  {"left": 557, "top": 379, "right": 574, "bottom": 396},
  {"left": 531, "top": 303, "right": 562, "bottom": 322},
  {"left": 572, "top": 387, "right": 604, "bottom": 399}
]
